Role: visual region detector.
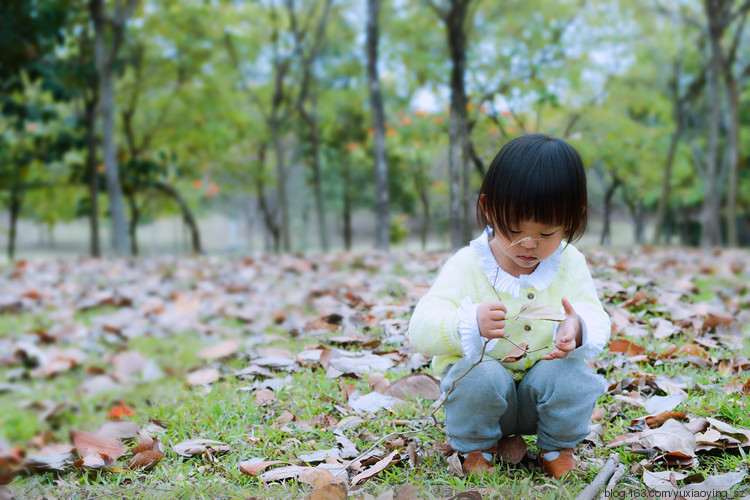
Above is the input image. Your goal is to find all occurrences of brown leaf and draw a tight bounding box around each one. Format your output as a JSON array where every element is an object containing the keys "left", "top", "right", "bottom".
[
  {"left": 608, "top": 339, "right": 646, "bottom": 356},
  {"left": 305, "top": 484, "right": 348, "bottom": 500},
  {"left": 298, "top": 467, "right": 336, "bottom": 487},
  {"left": 350, "top": 450, "right": 400, "bottom": 485},
  {"left": 644, "top": 412, "right": 688, "bottom": 429},
  {"left": 591, "top": 408, "right": 606, "bottom": 422},
  {"left": 131, "top": 433, "right": 155, "bottom": 455},
  {"left": 253, "top": 389, "right": 275, "bottom": 407},
  {"left": 495, "top": 435, "right": 527, "bottom": 465},
  {"left": 368, "top": 372, "right": 390, "bottom": 393},
  {"left": 172, "top": 439, "right": 230, "bottom": 457},
  {"left": 673, "top": 344, "right": 707, "bottom": 359},
  {"left": 639, "top": 419, "right": 696, "bottom": 457},
  {"left": 70, "top": 430, "right": 126, "bottom": 460},
  {"left": 383, "top": 373, "right": 441, "bottom": 401},
  {"left": 239, "top": 459, "right": 289, "bottom": 476},
  {"left": 127, "top": 450, "right": 163, "bottom": 471},
  {"left": 186, "top": 367, "right": 220, "bottom": 387},
  {"left": 95, "top": 421, "right": 140, "bottom": 440},
  {"left": 501, "top": 343, "right": 528, "bottom": 363},
  {"left": 198, "top": 339, "right": 242, "bottom": 360}
]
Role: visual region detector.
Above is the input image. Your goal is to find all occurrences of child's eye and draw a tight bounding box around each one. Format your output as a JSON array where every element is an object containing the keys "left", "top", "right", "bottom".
[
  {"left": 510, "top": 230, "right": 521, "bottom": 234},
  {"left": 540, "top": 232, "right": 556, "bottom": 237}
]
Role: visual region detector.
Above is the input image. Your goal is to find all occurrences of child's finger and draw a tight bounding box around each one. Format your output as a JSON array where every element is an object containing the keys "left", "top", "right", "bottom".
[
  {"left": 483, "top": 329, "right": 505, "bottom": 339},
  {"left": 488, "top": 301, "right": 507, "bottom": 313},
  {"left": 489, "top": 310, "right": 506, "bottom": 321},
  {"left": 561, "top": 297, "right": 576, "bottom": 317}
]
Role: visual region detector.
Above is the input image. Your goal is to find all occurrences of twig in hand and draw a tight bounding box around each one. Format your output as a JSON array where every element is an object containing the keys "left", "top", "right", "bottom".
[
  {"left": 574, "top": 454, "right": 619, "bottom": 500},
  {"left": 490, "top": 267, "right": 550, "bottom": 353}
]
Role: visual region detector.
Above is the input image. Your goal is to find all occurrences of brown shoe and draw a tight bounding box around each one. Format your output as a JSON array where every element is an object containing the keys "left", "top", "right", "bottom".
[
  {"left": 495, "top": 435, "right": 527, "bottom": 464},
  {"left": 461, "top": 450, "right": 496, "bottom": 475},
  {"left": 539, "top": 448, "right": 580, "bottom": 479}
]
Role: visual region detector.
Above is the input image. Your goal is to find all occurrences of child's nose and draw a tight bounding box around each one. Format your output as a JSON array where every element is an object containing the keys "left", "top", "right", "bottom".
[{"left": 521, "top": 238, "right": 537, "bottom": 249}]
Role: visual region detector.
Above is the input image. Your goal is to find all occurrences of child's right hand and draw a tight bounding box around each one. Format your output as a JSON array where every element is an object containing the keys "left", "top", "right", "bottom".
[{"left": 477, "top": 301, "right": 507, "bottom": 339}]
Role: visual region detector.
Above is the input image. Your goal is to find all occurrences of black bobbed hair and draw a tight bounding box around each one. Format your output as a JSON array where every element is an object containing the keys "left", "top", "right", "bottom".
[{"left": 476, "top": 133, "right": 588, "bottom": 243}]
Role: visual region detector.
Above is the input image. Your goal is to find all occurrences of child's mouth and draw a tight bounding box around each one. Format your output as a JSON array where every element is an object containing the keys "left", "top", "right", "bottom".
[{"left": 518, "top": 255, "right": 537, "bottom": 262}]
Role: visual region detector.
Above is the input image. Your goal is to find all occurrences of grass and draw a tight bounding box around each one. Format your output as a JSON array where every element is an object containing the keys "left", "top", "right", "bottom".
[{"left": 2, "top": 248, "right": 750, "bottom": 499}]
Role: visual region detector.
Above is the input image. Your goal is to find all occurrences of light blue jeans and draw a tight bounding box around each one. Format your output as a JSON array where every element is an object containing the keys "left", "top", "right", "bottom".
[{"left": 440, "top": 357, "right": 605, "bottom": 453}]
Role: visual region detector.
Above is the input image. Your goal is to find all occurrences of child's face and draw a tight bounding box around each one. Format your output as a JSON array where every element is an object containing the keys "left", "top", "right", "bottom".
[{"left": 490, "top": 220, "right": 564, "bottom": 275}]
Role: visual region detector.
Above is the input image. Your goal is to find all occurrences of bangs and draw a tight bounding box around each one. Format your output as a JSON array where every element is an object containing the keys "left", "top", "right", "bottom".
[{"left": 477, "top": 134, "right": 588, "bottom": 242}]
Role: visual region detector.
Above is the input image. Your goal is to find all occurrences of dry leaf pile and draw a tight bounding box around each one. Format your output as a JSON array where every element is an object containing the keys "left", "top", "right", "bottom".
[{"left": 1, "top": 246, "right": 749, "bottom": 498}]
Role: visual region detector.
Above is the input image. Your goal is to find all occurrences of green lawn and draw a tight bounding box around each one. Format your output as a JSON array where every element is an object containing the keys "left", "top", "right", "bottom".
[{"left": 1, "top": 248, "right": 749, "bottom": 499}]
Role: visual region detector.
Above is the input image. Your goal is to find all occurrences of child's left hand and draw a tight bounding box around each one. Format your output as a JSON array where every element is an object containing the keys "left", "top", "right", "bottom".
[{"left": 541, "top": 297, "right": 582, "bottom": 360}]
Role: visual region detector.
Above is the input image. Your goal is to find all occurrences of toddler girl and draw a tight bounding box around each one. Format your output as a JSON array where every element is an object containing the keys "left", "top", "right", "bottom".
[{"left": 409, "top": 133, "right": 610, "bottom": 478}]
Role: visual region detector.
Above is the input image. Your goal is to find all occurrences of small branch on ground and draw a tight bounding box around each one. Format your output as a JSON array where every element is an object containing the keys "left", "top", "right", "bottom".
[
  {"left": 575, "top": 454, "right": 619, "bottom": 500},
  {"left": 600, "top": 463, "right": 627, "bottom": 500}
]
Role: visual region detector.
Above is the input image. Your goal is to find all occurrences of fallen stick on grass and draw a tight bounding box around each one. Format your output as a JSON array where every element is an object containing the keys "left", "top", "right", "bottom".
[
  {"left": 575, "top": 455, "right": 619, "bottom": 500},
  {"left": 600, "top": 463, "right": 627, "bottom": 500}
]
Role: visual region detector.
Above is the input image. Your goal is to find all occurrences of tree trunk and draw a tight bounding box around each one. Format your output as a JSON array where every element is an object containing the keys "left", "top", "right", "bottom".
[
  {"left": 701, "top": 0, "right": 723, "bottom": 248},
  {"left": 254, "top": 172, "right": 280, "bottom": 253},
  {"left": 126, "top": 191, "right": 140, "bottom": 256},
  {"left": 85, "top": 98, "right": 101, "bottom": 257},
  {"left": 153, "top": 181, "right": 203, "bottom": 254},
  {"left": 600, "top": 178, "right": 622, "bottom": 246},
  {"left": 723, "top": 71, "right": 740, "bottom": 247},
  {"left": 343, "top": 162, "right": 352, "bottom": 251},
  {"left": 633, "top": 198, "right": 645, "bottom": 245},
  {"left": 652, "top": 123, "right": 682, "bottom": 245},
  {"left": 445, "top": 0, "right": 471, "bottom": 248},
  {"left": 298, "top": 104, "right": 329, "bottom": 252},
  {"left": 419, "top": 188, "right": 430, "bottom": 251},
  {"left": 7, "top": 186, "right": 21, "bottom": 261},
  {"left": 270, "top": 121, "right": 290, "bottom": 252},
  {"left": 366, "top": 0, "right": 390, "bottom": 252}
]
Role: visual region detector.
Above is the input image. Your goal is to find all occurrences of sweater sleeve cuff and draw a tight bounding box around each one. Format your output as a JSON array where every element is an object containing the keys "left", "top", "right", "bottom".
[
  {"left": 567, "top": 302, "right": 608, "bottom": 359},
  {"left": 458, "top": 297, "right": 498, "bottom": 363}
]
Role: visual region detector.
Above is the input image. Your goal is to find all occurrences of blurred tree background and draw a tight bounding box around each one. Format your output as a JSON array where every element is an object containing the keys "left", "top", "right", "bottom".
[{"left": 1, "top": 0, "right": 749, "bottom": 260}]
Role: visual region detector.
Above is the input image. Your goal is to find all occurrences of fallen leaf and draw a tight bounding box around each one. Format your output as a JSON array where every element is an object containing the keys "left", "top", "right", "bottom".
[
  {"left": 186, "top": 367, "right": 220, "bottom": 387},
  {"left": 253, "top": 389, "right": 275, "bottom": 407},
  {"left": 259, "top": 465, "right": 309, "bottom": 482},
  {"left": 96, "top": 421, "right": 140, "bottom": 440},
  {"left": 679, "top": 471, "right": 746, "bottom": 495},
  {"left": 70, "top": 430, "right": 126, "bottom": 460},
  {"left": 368, "top": 373, "right": 390, "bottom": 393},
  {"left": 172, "top": 439, "right": 230, "bottom": 457},
  {"left": 239, "top": 459, "right": 289, "bottom": 476},
  {"left": 644, "top": 394, "right": 685, "bottom": 414},
  {"left": 298, "top": 467, "right": 336, "bottom": 487},
  {"left": 349, "top": 391, "right": 400, "bottom": 413},
  {"left": 644, "top": 412, "right": 687, "bottom": 429},
  {"left": 108, "top": 402, "right": 135, "bottom": 420},
  {"left": 639, "top": 419, "right": 696, "bottom": 457},
  {"left": 127, "top": 450, "right": 163, "bottom": 471},
  {"left": 643, "top": 470, "right": 686, "bottom": 492},
  {"left": 383, "top": 373, "right": 441, "bottom": 400},
  {"left": 198, "top": 339, "right": 242, "bottom": 360},
  {"left": 608, "top": 339, "right": 646, "bottom": 356},
  {"left": 305, "top": 483, "right": 348, "bottom": 500},
  {"left": 351, "top": 450, "right": 400, "bottom": 485}
]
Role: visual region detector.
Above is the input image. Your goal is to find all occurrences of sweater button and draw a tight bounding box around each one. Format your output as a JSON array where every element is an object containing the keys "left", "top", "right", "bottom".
[
  {"left": 527, "top": 292, "right": 535, "bottom": 300},
  {"left": 524, "top": 325, "right": 532, "bottom": 331}
]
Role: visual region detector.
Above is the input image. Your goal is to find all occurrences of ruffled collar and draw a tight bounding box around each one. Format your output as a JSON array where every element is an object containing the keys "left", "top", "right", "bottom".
[{"left": 469, "top": 228, "right": 563, "bottom": 298}]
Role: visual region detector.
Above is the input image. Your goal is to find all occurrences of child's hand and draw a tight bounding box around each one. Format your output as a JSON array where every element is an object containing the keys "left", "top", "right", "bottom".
[
  {"left": 542, "top": 297, "right": 582, "bottom": 360},
  {"left": 477, "top": 301, "right": 507, "bottom": 339}
]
